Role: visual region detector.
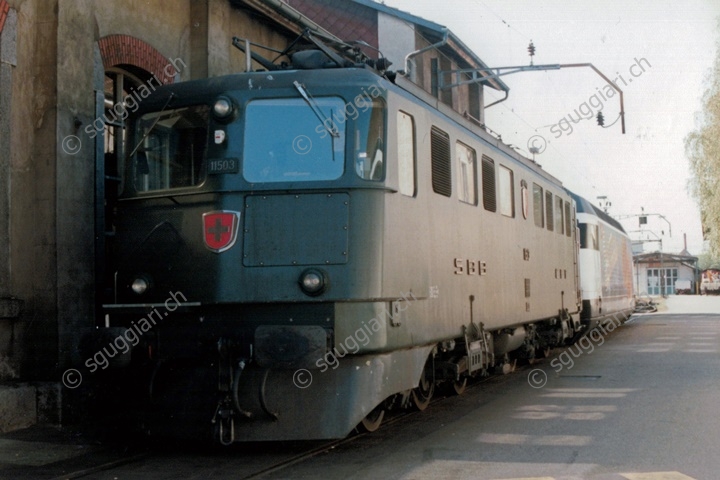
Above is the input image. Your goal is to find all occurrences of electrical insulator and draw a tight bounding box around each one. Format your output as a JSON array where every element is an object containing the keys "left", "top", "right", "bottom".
[
  {"left": 596, "top": 111, "right": 605, "bottom": 126},
  {"left": 528, "top": 41, "right": 536, "bottom": 58}
]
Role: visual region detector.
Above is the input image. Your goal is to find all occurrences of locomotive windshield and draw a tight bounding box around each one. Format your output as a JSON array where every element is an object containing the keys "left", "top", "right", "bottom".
[
  {"left": 242, "top": 96, "right": 385, "bottom": 183},
  {"left": 133, "top": 105, "right": 210, "bottom": 192},
  {"left": 243, "top": 97, "right": 346, "bottom": 183}
]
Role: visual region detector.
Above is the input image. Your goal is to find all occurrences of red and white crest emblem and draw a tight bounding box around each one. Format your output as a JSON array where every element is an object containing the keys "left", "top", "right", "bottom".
[{"left": 202, "top": 211, "right": 240, "bottom": 253}]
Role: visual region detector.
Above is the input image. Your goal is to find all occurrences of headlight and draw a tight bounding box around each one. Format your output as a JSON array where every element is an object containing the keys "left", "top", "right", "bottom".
[
  {"left": 299, "top": 269, "right": 328, "bottom": 296},
  {"left": 213, "top": 97, "right": 233, "bottom": 119},
  {"left": 131, "top": 277, "right": 150, "bottom": 295}
]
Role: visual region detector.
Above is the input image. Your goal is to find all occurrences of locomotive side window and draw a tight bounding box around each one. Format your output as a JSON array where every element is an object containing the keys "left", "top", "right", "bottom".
[
  {"left": 456, "top": 141, "right": 477, "bottom": 205},
  {"left": 545, "top": 191, "right": 554, "bottom": 231},
  {"left": 134, "top": 105, "right": 210, "bottom": 192},
  {"left": 520, "top": 180, "right": 529, "bottom": 219},
  {"left": 244, "top": 97, "right": 346, "bottom": 183},
  {"left": 481, "top": 155, "right": 496, "bottom": 212},
  {"left": 555, "top": 195, "right": 564, "bottom": 234},
  {"left": 397, "top": 111, "right": 416, "bottom": 196},
  {"left": 498, "top": 165, "right": 514, "bottom": 217},
  {"left": 564, "top": 201, "right": 572, "bottom": 237},
  {"left": 579, "top": 223, "right": 599, "bottom": 250},
  {"left": 356, "top": 99, "right": 386, "bottom": 181},
  {"left": 532, "top": 183, "right": 544, "bottom": 228},
  {"left": 430, "top": 127, "right": 451, "bottom": 197}
]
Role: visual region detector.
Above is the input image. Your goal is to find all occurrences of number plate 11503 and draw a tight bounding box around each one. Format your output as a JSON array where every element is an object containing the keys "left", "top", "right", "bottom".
[{"left": 208, "top": 158, "right": 239, "bottom": 174}]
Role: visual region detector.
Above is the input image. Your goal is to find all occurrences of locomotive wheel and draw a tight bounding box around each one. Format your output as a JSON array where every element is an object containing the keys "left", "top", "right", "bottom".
[
  {"left": 358, "top": 405, "right": 385, "bottom": 433},
  {"left": 411, "top": 360, "right": 435, "bottom": 411},
  {"left": 452, "top": 377, "right": 468, "bottom": 395},
  {"left": 528, "top": 348, "right": 549, "bottom": 364}
]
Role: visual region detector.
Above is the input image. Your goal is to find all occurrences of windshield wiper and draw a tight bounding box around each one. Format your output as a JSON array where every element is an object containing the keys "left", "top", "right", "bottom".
[{"left": 293, "top": 81, "right": 339, "bottom": 139}]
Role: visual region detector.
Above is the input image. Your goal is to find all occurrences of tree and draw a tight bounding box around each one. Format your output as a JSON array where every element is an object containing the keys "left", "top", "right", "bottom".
[
  {"left": 698, "top": 252, "right": 720, "bottom": 271},
  {"left": 686, "top": 30, "right": 720, "bottom": 257}
]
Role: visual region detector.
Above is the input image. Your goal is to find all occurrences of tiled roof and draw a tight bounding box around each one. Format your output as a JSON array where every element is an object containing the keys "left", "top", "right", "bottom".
[{"left": 286, "top": 0, "right": 378, "bottom": 57}]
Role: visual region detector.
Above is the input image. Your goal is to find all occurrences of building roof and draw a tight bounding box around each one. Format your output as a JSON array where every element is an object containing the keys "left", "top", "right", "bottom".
[
  {"left": 635, "top": 252, "right": 698, "bottom": 266},
  {"left": 351, "top": 0, "right": 510, "bottom": 92},
  {"left": 350, "top": 0, "right": 445, "bottom": 31},
  {"left": 232, "top": 0, "right": 345, "bottom": 43},
  {"left": 233, "top": 0, "right": 509, "bottom": 92}
]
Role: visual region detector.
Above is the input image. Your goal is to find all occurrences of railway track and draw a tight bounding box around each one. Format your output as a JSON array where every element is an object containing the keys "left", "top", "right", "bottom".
[
  {"left": 52, "top": 371, "right": 510, "bottom": 480},
  {"left": 240, "top": 373, "right": 499, "bottom": 479}
]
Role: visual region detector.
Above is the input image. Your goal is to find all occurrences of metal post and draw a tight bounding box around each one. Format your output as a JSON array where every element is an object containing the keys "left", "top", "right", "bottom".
[
  {"left": 660, "top": 241, "right": 664, "bottom": 297},
  {"left": 245, "top": 39, "right": 252, "bottom": 73}
]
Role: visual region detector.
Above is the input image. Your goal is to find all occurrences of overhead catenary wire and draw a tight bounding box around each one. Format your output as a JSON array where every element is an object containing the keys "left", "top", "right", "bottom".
[{"left": 383, "top": 1, "right": 607, "bottom": 193}]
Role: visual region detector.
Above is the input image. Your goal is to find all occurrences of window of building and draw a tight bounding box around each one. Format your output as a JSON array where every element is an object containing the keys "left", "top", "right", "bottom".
[
  {"left": 482, "top": 155, "right": 496, "bottom": 212},
  {"left": 397, "top": 111, "right": 416, "bottom": 197},
  {"left": 431, "top": 58, "right": 439, "bottom": 98},
  {"left": 499, "top": 165, "right": 514, "bottom": 217},
  {"left": 647, "top": 267, "right": 678, "bottom": 296},
  {"left": 456, "top": 141, "right": 477, "bottom": 205},
  {"left": 533, "top": 183, "right": 544, "bottom": 228},
  {"left": 104, "top": 68, "right": 148, "bottom": 195},
  {"left": 431, "top": 127, "right": 451, "bottom": 197}
]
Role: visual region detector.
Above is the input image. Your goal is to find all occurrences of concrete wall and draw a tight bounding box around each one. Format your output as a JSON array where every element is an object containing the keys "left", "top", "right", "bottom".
[
  {"left": 94, "top": 0, "right": 193, "bottom": 77},
  {"left": 0, "top": 0, "right": 59, "bottom": 385},
  {"left": 0, "top": 4, "right": 19, "bottom": 378},
  {"left": 208, "top": 0, "right": 292, "bottom": 77}
]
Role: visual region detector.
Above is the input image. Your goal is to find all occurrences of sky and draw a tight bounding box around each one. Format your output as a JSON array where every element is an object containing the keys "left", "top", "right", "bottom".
[{"left": 381, "top": 0, "right": 719, "bottom": 255}]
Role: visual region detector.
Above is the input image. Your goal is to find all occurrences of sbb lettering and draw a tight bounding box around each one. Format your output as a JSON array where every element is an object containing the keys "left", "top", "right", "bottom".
[{"left": 453, "top": 258, "right": 487, "bottom": 276}]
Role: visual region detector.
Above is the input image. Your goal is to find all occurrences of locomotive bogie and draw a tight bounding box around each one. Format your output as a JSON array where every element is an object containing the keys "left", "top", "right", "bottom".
[{"left": 145, "top": 341, "right": 435, "bottom": 442}]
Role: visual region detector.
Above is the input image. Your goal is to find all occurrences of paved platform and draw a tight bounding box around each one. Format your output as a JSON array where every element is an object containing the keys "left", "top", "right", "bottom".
[
  {"left": 1, "top": 295, "right": 718, "bottom": 478},
  {"left": 0, "top": 382, "right": 60, "bottom": 434},
  {"left": 0, "top": 425, "right": 134, "bottom": 480}
]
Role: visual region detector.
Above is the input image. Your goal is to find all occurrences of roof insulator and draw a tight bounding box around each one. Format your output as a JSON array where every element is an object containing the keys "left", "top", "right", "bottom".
[{"left": 527, "top": 41, "right": 536, "bottom": 65}]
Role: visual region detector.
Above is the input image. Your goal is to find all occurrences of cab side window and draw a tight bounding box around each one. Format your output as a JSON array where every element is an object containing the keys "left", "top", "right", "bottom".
[{"left": 397, "top": 111, "right": 416, "bottom": 197}]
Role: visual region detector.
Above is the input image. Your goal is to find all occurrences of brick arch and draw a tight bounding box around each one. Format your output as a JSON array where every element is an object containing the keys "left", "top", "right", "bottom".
[
  {"left": 0, "top": 1, "right": 10, "bottom": 34},
  {"left": 98, "top": 34, "right": 178, "bottom": 84}
]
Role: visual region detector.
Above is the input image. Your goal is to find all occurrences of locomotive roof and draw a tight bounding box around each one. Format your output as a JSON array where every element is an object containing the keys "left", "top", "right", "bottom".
[
  {"left": 133, "top": 66, "right": 562, "bottom": 187},
  {"left": 133, "top": 67, "right": 386, "bottom": 112},
  {"left": 569, "top": 191, "right": 627, "bottom": 233}
]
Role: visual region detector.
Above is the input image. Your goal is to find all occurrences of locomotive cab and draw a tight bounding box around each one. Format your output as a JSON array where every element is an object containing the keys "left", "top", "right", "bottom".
[{"left": 101, "top": 67, "right": 429, "bottom": 442}]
